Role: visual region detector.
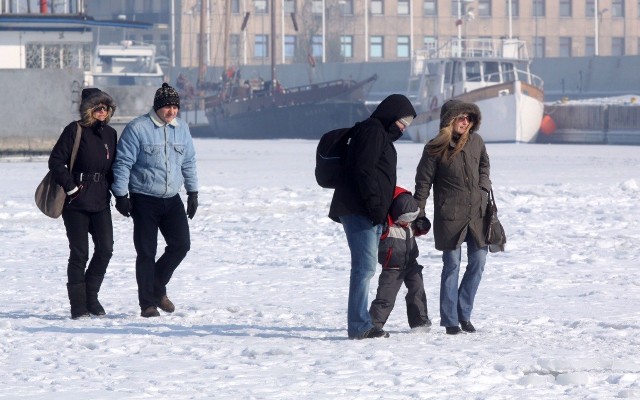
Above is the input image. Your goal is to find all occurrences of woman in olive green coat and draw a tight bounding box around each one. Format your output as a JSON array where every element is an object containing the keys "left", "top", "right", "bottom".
[{"left": 414, "top": 99, "right": 491, "bottom": 335}]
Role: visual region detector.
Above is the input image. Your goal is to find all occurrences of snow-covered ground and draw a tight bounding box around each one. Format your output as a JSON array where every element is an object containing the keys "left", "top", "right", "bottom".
[{"left": 1, "top": 139, "right": 639, "bottom": 399}]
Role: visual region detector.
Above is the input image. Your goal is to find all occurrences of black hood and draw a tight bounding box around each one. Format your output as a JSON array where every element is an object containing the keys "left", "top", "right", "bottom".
[
  {"left": 439, "top": 99, "right": 481, "bottom": 134},
  {"left": 79, "top": 88, "right": 116, "bottom": 126},
  {"left": 370, "top": 94, "right": 416, "bottom": 140}
]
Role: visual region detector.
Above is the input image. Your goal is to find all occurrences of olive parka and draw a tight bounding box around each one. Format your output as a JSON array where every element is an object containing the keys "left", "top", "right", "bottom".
[{"left": 413, "top": 99, "right": 491, "bottom": 250}]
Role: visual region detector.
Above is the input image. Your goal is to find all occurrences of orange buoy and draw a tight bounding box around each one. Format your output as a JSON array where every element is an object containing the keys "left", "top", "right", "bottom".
[{"left": 540, "top": 115, "right": 556, "bottom": 135}]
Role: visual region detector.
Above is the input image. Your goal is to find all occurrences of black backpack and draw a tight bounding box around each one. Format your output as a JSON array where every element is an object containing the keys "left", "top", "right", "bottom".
[{"left": 315, "top": 126, "right": 356, "bottom": 189}]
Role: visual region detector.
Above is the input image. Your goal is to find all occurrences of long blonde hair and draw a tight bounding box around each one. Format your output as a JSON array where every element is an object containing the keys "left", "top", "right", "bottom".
[
  {"left": 426, "top": 115, "right": 473, "bottom": 160},
  {"left": 80, "top": 106, "right": 114, "bottom": 127}
]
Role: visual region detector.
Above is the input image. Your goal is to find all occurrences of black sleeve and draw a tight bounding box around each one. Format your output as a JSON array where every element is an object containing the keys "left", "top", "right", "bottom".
[
  {"left": 348, "top": 125, "right": 387, "bottom": 224},
  {"left": 48, "top": 122, "right": 79, "bottom": 193}
]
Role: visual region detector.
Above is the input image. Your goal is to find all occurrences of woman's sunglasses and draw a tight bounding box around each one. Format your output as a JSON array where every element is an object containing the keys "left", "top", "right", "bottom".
[{"left": 93, "top": 105, "right": 110, "bottom": 113}]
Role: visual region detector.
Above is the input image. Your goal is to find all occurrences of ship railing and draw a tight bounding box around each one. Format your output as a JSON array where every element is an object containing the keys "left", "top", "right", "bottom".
[
  {"left": 465, "top": 68, "right": 544, "bottom": 89},
  {"left": 412, "top": 38, "right": 531, "bottom": 75}
]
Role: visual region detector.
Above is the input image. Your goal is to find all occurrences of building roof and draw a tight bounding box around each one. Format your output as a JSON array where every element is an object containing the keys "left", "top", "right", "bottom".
[{"left": 0, "top": 14, "right": 153, "bottom": 31}]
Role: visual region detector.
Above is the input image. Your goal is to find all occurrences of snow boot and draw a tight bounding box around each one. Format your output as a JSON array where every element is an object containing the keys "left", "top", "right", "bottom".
[
  {"left": 67, "top": 282, "right": 90, "bottom": 319},
  {"left": 85, "top": 274, "right": 106, "bottom": 316}
]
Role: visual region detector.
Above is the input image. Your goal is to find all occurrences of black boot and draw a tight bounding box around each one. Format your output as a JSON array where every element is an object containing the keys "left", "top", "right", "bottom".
[
  {"left": 85, "top": 274, "right": 106, "bottom": 316},
  {"left": 67, "top": 282, "right": 90, "bottom": 319}
]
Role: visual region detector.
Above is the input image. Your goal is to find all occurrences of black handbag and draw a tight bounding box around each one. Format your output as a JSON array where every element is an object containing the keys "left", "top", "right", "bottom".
[{"left": 485, "top": 189, "right": 506, "bottom": 253}]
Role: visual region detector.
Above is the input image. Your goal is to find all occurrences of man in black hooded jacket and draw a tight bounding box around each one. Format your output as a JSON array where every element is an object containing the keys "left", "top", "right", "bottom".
[{"left": 329, "top": 94, "right": 416, "bottom": 339}]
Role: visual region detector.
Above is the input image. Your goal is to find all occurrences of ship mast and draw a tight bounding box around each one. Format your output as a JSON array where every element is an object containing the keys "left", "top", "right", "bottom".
[
  {"left": 270, "top": 0, "right": 276, "bottom": 90},
  {"left": 198, "top": 0, "right": 207, "bottom": 88},
  {"left": 223, "top": 0, "right": 231, "bottom": 72}
]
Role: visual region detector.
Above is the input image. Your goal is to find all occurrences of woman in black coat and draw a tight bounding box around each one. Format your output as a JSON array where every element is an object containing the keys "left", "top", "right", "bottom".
[
  {"left": 48, "top": 88, "right": 118, "bottom": 319},
  {"left": 414, "top": 99, "right": 491, "bottom": 335}
]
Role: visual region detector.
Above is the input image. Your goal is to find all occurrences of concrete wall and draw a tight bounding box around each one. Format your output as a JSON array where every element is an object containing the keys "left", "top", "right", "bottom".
[
  {"left": 0, "top": 69, "right": 83, "bottom": 153},
  {"left": 531, "top": 56, "right": 640, "bottom": 101}
]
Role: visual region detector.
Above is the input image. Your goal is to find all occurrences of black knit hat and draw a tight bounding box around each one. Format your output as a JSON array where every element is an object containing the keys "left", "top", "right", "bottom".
[{"left": 153, "top": 82, "right": 180, "bottom": 111}]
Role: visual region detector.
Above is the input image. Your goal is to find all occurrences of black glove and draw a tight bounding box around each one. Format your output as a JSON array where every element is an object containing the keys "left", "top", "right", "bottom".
[
  {"left": 115, "top": 195, "right": 132, "bottom": 217},
  {"left": 186, "top": 191, "right": 198, "bottom": 219},
  {"left": 413, "top": 216, "right": 431, "bottom": 236}
]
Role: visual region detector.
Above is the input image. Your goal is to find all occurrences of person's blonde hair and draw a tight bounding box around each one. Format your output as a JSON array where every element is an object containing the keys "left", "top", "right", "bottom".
[
  {"left": 426, "top": 115, "right": 473, "bottom": 160},
  {"left": 80, "top": 105, "right": 114, "bottom": 127}
]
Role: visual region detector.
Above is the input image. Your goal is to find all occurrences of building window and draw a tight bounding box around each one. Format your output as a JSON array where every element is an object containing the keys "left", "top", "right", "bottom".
[
  {"left": 398, "top": 0, "right": 410, "bottom": 15},
  {"left": 340, "top": 0, "right": 354, "bottom": 15},
  {"left": 312, "top": 35, "right": 322, "bottom": 57},
  {"left": 370, "top": 35, "right": 384, "bottom": 58},
  {"left": 231, "top": 0, "right": 240, "bottom": 14},
  {"left": 559, "top": 36, "right": 572, "bottom": 57},
  {"left": 478, "top": 0, "right": 492, "bottom": 17},
  {"left": 585, "top": 37, "right": 595, "bottom": 56},
  {"left": 532, "top": 0, "right": 545, "bottom": 17},
  {"left": 423, "top": 0, "right": 437, "bottom": 16},
  {"left": 312, "top": 0, "right": 322, "bottom": 14},
  {"left": 230, "top": 34, "right": 241, "bottom": 58},
  {"left": 371, "top": 0, "right": 384, "bottom": 15},
  {"left": 452, "top": 0, "right": 476, "bottom": 16},
  {"left": 506, "top": 0, "right": 518, "bottom": 17},
  {"left": 586, "top": 0, "right": 595, "bottom": 17},
  {"left": 284, "top": 0, "right": 296, "bottom": 14},
  {"left": 26, "top": 43, "right": 91, "bottom": 70},
  {"left": 285, "top": 35, "right": 296, "bottom": 59},
  {"left": 424, "top": 36, "right": 437, "bottom": 47},
  {"left": 254, "top": 34, "right": 268, "bottom": 58},
  {"left": 533, "top": 36, "right": 545, "bottom": 58},
  {"left": 612, "top": 37, "right": 625, "bottom": 55},
  {"left": 611, "top": 0, "right": 624, "bottom": 17},
  {"left": 559, "top": 0, "right": 571, "bottom": 17},
  {"left": 341, "top": 35, "right": 353, "bottom": 58},
  {"left": 397, "top": 36, "right": 410, "bottom": 58},
  {"left": 255, "top": 0, "right": 268, "bottom": 14}
]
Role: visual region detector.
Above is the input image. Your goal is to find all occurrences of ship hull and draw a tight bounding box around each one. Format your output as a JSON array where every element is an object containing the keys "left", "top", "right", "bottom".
[
  {"left": 202, "top": 101, "right": 371, "bottom": 139},
  {"left": 407, "top": 81, "right": 544, "bottom": 143},
  {"left": 202, "top": 75, "right": 377, "bottom": 139}
]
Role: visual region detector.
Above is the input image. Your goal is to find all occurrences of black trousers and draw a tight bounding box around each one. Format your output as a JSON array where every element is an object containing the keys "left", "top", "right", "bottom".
[
  {"left": 369, "top": 263, "right": 430, "bottom": 329},
  {"left": 62, "top": 208, "right": 113, "bottom": 284},
  {"left": 130, "top": 193, "right": 190, "bottom": 309}
]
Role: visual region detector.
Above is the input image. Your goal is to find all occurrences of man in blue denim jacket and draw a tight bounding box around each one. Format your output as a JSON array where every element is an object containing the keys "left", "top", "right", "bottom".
[{"left": 112, "top": 83, "right": 199, "bottom": 318}]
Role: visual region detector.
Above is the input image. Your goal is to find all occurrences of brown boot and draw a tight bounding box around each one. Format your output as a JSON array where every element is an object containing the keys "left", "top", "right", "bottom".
[
  {"left": 157, "top": 295, "right": 175, "bottom": 313},
  {"left": 141, "top": 306, "right": 160, "bottom": 318}
]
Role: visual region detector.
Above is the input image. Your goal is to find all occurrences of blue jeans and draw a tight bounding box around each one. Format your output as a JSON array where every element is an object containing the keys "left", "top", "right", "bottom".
[
  {"left": 340, "top": 214, "right": 382, "bottom": 338},
  {"left": 440, "top": 230, "right": 487, "bottom": 327}
]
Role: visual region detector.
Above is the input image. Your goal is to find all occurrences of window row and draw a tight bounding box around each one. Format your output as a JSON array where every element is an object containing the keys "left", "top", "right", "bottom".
[
  {"left": 237, "top": 0, "right": 632, "bottom": 18},
  {"left": 229, "top": 34, "right": 412, "bottom": 60},
  {"left": 229, "top": 35, "right": 631, "bottom": 60}
]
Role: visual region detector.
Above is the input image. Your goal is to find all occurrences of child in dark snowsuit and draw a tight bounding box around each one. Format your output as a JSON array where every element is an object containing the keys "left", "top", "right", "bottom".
[{"left": 369, "top": 187, "right": 432, "bottom": 331}]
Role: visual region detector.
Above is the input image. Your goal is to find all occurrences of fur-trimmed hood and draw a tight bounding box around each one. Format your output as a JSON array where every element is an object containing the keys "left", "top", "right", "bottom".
[
  {"left": 439, "top": 99, "right": 481, "bottom": 134},
  {"left": 79, "top": 88, "right": 116, "bottom": 126}
]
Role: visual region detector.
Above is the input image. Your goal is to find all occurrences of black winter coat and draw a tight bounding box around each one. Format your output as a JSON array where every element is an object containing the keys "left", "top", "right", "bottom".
[
  {"left": 48, "top": 121, "right": 117, "bottom": 212},
  {"left": 329, "top": 94, "right": 416, "bottom": 225}
]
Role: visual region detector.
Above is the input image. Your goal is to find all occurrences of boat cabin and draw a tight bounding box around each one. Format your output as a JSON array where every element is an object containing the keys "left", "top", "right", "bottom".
[{"left": 409, "top": 38, "right": 543, "bottom": 113}]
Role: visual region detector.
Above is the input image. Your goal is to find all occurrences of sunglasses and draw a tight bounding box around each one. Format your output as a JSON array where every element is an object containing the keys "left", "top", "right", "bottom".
[
  {"left": 93, "top": 105, "right": 110, "bottom": 112},
  {"left": 455, "top": 115, "right": 470, "bottom": 123}
]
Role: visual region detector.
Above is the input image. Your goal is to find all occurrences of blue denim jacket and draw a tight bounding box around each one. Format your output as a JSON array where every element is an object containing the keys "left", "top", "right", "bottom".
[{"left": 112, "top": 109, "right": 198, "bottom": 198}]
